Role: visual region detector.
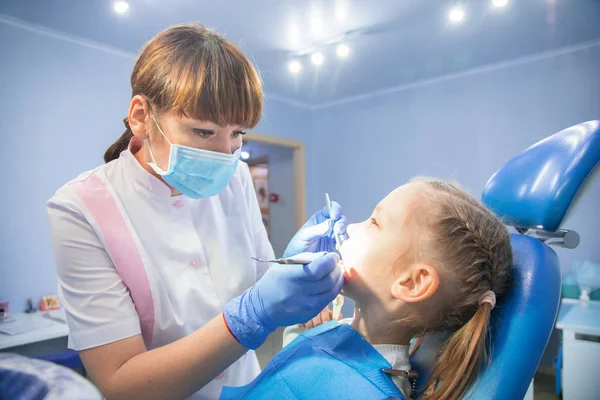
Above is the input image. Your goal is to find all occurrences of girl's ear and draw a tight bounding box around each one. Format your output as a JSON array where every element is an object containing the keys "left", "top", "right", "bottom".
[{"left": 390, "top": 263, "right": 439, "bottom": 303}]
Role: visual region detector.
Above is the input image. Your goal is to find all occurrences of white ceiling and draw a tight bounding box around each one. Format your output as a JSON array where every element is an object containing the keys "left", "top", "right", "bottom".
[{"left": 2, "top": 0, "right": 600, "bottom": 107}]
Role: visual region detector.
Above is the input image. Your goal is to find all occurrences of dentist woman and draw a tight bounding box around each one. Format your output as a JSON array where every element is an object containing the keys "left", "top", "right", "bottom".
[{"left": 46, "top": 23, "right": 345, "bottom": 400}]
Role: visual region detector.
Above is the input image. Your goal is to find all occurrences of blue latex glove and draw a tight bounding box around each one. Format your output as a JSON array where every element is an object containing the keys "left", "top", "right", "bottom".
[
  {"left": 283, "top": 201, "right": 348, "bottom": 258},
  {"left": 223, "top": 252, "right": 343, "bottom": 349}
]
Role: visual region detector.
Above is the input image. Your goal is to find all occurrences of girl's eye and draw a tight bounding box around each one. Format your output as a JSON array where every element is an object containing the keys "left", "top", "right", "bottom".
[
  {"left": 370, "top": 217, "right": 378, "bottom": 227},
  {"left": 193, "top": 129, "right": 215, "bottom": 138},
  {"left": 232, "top": 130, "right": 247, "bottom": 138}
]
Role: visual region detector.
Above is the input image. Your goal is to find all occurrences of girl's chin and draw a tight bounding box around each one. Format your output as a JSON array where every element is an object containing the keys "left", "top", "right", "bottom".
[{"left": 339, "top": 265, "right": 364, "bottom": 301}]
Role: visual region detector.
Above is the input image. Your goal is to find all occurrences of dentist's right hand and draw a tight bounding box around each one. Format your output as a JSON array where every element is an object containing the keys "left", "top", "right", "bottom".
[{"left": 223, "top": 252, "right": 343, "bottom": 350}]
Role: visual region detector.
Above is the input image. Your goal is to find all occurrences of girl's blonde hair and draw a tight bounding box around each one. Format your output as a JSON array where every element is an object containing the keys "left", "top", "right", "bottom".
[
  {"left": 410, "top": 177, "right": 513, "bottom": 400},
  {"left": 104, "top": 23, "right": 262, "bottom": 162}
]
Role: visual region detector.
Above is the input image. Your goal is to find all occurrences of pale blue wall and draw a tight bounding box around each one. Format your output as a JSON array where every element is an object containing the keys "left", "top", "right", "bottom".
[
  {"left": 0, "top": 19, "right": 312, "bottom": 310},
  {"left": 0, "top": 21, "right": 132, "bottom": 311},
  {"left": 313, "top": 45, "right": 600, "bottom": 276}
]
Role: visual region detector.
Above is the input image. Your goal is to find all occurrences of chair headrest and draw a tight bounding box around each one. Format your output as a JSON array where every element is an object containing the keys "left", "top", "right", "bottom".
[{"left": 482, "top": 120, "right": 600, "bottom": 232}]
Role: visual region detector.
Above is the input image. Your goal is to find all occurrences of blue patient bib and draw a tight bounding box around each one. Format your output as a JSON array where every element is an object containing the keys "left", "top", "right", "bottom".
[{"left": 219, "top": 321, "right": 406, "bottom": 400}]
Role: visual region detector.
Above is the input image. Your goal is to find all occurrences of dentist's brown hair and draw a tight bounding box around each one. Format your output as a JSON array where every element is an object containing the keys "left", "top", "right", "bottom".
[{"left": 104, "top": 23, "right": 262, "bottom": 162}]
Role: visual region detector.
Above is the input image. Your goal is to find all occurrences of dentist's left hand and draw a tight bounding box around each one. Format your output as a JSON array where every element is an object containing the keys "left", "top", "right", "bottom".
[
  {"left": 283, "top": 201, "right": 347, "bottom": 258},
  {"left": 223, "top": 252, "right": 344, "bottom": 349}
]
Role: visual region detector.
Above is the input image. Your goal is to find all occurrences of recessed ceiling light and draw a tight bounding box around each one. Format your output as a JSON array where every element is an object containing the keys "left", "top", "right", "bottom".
[
  {"left": 311, "top": 52, "right": 324, "bottom": 66},
  {"left": 241, "top": 151, "right": 250, "bottom": 160},
  {"left": 336, "top": 44, "right": 350, "bottom": 58},
  {"left": 492, "top": 0, "right": 509, "bottom": 8},
  {"left": 114, "top": 1, "right": 129, "bottom": 14},
  {"left": 288, "top": 60, "right": 302, "bottom": 74},
  {"left": 448, "top": 6, "right": 465, "bottom": 23}
]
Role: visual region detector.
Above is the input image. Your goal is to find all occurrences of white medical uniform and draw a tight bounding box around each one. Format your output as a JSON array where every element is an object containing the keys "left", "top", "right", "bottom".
[{"left": 46, "top": 143, "right": 275, "bottom": 399}]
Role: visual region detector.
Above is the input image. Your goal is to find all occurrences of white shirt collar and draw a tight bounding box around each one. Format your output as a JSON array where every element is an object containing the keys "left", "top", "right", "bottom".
[
  {"left": 373, "top": 343, "right": 412, "bottom": 397},
  {"left": 372, "top": 344, "right": 411, "bottom": 371},
  {"left": 120, "top": 139, "right": 173, "bottom": 198}
]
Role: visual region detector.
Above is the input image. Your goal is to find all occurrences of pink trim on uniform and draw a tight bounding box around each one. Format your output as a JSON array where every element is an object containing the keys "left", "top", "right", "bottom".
[{"left": 73, "top": 173, "right": 155, "bottom": 349}]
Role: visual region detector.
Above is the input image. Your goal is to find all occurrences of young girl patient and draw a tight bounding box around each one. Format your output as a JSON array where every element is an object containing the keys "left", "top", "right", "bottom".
[{"left": 220, "top": 178, "right": 513, "bottom": 400}]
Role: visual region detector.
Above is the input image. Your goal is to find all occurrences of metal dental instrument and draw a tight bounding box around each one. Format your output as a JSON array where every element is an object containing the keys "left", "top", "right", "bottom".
[
  {"left": 251, "top": 256, "right": 316, "bottom": 265},
  {"left": 325, "top": 192, "right": 345, "bottom": 321},
  {"left": 325, "top": 193, "right": 344, "bottom": 251}
]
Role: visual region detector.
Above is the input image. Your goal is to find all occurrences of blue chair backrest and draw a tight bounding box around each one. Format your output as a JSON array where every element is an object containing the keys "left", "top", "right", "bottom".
[
  {"left": 411, "top": 120, "right": 600, "bottom": 399},
  {"left": 472, "top": 120, "right": 599, "bottom": 399},
  {"left": 482, "top": 120, "right": 600, "bottom": 232},
  {"left": 466, "top": 234, "right": 561, "bottom": 398}
]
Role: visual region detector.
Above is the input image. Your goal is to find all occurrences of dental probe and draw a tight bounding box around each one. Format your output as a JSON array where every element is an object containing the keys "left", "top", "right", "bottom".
[
  {"left": 251, "top": 256, "right": 317, "bottom": 265},
  {"left": 325, "top": 193, "right": 345, "bottom": 322}
]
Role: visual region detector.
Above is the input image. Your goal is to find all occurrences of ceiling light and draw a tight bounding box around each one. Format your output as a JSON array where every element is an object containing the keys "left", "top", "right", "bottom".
[
  {"left": 492, "top": 0, "right": 509, "bottom": 8},
  {"left": 113, "top": 1, "right": 129, "bottom": 14},
  {"left": 241, "top": 151, "right": 250, "bottom": 160},
  {"left": 448, "top": 6, "right": 465, "bottom": 23},
  {"left": 336, "top": 44, "right": 350, "bottom": 58},
  {"left": 288, "top": 60, "right": 301, "bottom": 74},
  {"left": 311, "top": 52, "right": 324, "bottom": 66}
]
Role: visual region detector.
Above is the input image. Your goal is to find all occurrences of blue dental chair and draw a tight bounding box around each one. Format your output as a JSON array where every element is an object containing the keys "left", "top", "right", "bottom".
[{"left": 411, "top": 120, "right": 600, "bottom": 399}]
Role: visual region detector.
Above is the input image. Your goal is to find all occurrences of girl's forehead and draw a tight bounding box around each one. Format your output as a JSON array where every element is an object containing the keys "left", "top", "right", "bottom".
[
  {"left": 378, "top": 184, "right": 426, "bottom": 223},
  {"left": 381, "top": 183, "right": 420, "bottom": 207}
]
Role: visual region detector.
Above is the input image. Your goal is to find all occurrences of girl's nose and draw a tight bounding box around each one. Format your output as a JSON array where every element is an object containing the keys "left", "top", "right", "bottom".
[{"left": 346, "top": 223, "right": 357, "bottom": 237}]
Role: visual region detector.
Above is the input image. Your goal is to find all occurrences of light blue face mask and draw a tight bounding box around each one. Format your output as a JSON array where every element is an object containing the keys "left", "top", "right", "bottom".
[{"left": 147, "top": 115, "right": 241, "bottom": 199}]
